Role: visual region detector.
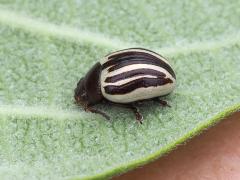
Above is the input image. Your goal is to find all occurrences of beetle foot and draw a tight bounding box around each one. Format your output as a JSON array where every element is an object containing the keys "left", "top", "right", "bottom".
[
  {"left": 154, "top": 98, "right": 171, "bottom": 107},
  {"left": 105, "top": 101, "right": 143, "bottom": 123},
  {"left": 130, "top": 105, "right": 143, "bottom": 124},
  {"left": 135, "top": 112, "right": 143, "bottom": 124}
]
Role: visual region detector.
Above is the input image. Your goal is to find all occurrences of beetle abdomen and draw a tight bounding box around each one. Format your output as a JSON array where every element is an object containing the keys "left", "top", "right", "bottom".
[{"left": 100, "top": 48, "right": 176, "bottom": 103}]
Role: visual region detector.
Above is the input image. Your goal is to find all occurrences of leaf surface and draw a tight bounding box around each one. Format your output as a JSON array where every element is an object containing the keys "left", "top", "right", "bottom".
[{"left": 0, "top": 1, "right": 240, "bottom": 179}]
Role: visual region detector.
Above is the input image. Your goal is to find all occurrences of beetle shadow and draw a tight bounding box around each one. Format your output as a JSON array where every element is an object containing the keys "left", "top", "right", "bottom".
[{"left": 95, "top": 100, "right": 171, "bottom": 124}]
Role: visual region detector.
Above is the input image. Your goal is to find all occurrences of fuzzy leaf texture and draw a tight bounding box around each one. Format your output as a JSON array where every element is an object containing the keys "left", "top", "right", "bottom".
[{"left": 0, "top": 0, "right": 240, "bottom": 179}]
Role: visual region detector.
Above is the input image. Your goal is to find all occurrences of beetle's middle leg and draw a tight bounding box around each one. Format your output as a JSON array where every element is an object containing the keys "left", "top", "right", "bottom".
[
  {"left": 128, "top": 104, "right": 143, "bottom": 124},
  {"left": 106, "top": 102, "right": 143, "bottom": 124}
]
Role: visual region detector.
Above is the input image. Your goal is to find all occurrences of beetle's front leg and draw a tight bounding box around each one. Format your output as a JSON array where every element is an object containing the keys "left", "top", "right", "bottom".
[
  {"left": 84, "top": 105, "right": 110, "bottom": 120},
  {"left": 153, "top": 98, "right": 171, "bottom": 107}
]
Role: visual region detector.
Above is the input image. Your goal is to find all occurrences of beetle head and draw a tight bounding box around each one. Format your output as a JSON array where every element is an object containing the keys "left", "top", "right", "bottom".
[
  {"left": 74, "top": 63, "right": 103, "bottom": 107},
  {"left": 74, "top": 77, "right": 88, "bottom": 106}
]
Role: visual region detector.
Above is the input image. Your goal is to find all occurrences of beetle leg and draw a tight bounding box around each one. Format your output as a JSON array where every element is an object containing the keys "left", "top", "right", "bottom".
[
  {"left": 106, "top": 102, "right": 143, "bottom": 124},
  {"left": 133, "top": 101, "right": 145, "bottom": 106},
  {"left": 153, "top": 98, "right": 171, "bottom": 107},
  {"left": 129, "top": 105, "right": 143, "bottom": 124},
  {"left": 85, "top": 105, "right": 110, "bottom": 120}
]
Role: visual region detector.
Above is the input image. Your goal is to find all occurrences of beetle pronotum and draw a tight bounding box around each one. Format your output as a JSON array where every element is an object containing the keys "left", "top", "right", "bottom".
[{"left": 74, "top": 48, "right": 176, "bottom": 123}]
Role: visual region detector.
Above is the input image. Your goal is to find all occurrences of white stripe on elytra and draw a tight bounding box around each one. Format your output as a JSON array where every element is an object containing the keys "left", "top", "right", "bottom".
[
  {"left": 102, "top": 81, "right": 176, "bottom": 103},
  {"left": 101, "top": 64, "right": 175, "bottom": 93},
  {"left": 102, "top": 75, "right": 157, "bottom": 86},
  {"left": 102, "top": 64, "right": 173, "bottom": 79}
]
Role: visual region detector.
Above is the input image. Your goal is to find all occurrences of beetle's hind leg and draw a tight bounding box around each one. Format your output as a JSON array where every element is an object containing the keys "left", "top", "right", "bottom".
[
  {"left": 153, "top": 97, "right": 171, "bottom": 107},
  {"left": 84, "top": 106, "right": 110, "bottom": 120}
]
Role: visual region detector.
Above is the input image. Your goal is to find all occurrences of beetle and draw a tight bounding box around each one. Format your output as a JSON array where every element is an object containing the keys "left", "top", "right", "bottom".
[{"left": 74, "top": 48, "right": 176, "bottom": 123}]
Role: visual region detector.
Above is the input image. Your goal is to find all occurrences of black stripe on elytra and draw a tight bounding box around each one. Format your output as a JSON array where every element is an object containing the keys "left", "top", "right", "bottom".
[
  {"left": 104, "top": 77, "right": 173, "bottom": 95},
  {"left": 105, "top": 68, "right": 166, "bottom": 83},
  {"left": 102, "top": 51, "right": 176, "bottom": 79},
  {"left": 103, "top": 51, "right": 156, "bottom": 69},
  {"left": 108, "top": 59, "right": 176, "bottom": 79}
]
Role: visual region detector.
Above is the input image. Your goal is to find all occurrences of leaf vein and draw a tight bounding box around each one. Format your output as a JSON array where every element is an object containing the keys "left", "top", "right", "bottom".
[
  {"left": 1, "top": 9, "right": 239, "bottom": 57},
  {"left": 0, "top": 9, "right": 135, "bottom": 50}
]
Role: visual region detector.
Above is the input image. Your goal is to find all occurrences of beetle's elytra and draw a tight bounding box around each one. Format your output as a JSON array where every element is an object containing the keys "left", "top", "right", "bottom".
[{"left": 74, "top": 48, "right": 176, "bottom": 123}]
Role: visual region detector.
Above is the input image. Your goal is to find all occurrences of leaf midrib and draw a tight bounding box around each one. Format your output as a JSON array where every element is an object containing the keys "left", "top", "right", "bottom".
[{"left": 0, "top": 105, "right": 85, "bottom": 120}]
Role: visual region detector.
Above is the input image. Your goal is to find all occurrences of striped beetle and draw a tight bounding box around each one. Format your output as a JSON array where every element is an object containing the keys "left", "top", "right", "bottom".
[{"left": 74, "top": 48, "right": 176, "bottom": 123}]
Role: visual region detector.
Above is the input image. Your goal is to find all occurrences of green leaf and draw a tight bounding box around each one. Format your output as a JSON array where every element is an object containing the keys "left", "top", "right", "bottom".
[{"left": 0, "top": 1, "right": 240, "bottom": 179}]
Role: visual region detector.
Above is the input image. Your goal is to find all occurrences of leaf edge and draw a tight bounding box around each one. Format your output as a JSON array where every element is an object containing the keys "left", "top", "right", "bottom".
[{"left": 68, "top": 103, "right": 240, "bottom": 180}]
